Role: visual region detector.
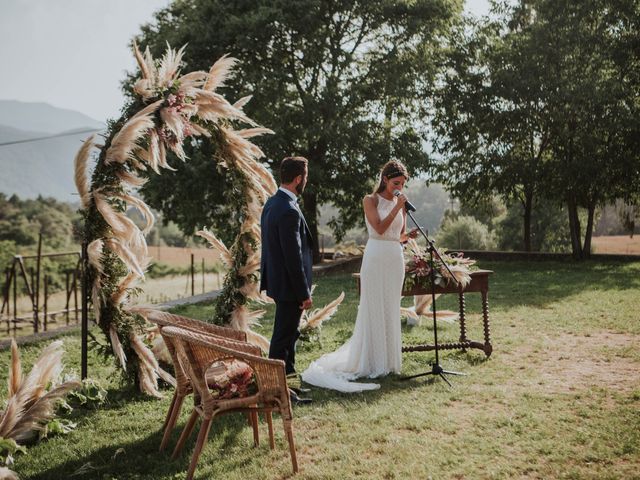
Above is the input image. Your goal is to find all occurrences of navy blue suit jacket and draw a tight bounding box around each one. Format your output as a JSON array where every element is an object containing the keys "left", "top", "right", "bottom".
[{"left": 260, "top": 189, "right": 313, "bottom": 302}]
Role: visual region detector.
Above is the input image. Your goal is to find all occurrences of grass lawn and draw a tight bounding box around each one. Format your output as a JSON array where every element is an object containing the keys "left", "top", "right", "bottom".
[{"left": 2, "top": 260, "right": 640, "bottom": 480}]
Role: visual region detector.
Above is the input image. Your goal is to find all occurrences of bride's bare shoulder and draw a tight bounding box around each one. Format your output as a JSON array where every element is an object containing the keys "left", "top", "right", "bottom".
[{"left": 363, "top": 194, "right": 378, "bottom": 206}]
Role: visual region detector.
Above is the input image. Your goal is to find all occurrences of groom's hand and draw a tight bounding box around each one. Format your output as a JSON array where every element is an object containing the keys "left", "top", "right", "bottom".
[{"left": 301, "top": 297, "right": 313, "bottom": 310}]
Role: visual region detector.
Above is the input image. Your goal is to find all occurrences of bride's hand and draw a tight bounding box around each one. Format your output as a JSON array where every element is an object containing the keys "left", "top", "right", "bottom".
[{"left": 394, "top": 192, "right": 408, "bottom": 209}]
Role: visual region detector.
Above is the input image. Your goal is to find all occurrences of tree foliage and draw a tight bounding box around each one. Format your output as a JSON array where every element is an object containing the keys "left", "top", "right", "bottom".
[
  {"left": 132, "top": 0, "right": 462, "bottom": 260},
  {"left": 432, "top": 0, "right": 640, "bottom": 258},
  {"left": 0, "top": 194, "right": 80, "bottom": 253}
]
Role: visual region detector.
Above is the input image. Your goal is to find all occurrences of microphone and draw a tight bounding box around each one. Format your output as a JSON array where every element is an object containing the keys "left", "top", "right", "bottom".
[{"left": 393, "top": 190, "right": 416, "bottom": 212}]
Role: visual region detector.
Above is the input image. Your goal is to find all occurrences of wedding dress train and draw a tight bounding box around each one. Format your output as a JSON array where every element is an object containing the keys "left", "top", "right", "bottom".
[{"left": 302, "top": 194, "right": 404, "bottom": 392}]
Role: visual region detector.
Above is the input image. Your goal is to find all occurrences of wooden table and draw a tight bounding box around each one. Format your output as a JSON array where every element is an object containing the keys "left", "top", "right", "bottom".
[{"left": 353, "top": 269, "right": 494, "bottom": 357}]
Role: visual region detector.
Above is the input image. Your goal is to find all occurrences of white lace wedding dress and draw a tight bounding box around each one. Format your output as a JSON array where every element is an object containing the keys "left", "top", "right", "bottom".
[{"left": 302, "top": 194, "right": 404, "bottom": 392}]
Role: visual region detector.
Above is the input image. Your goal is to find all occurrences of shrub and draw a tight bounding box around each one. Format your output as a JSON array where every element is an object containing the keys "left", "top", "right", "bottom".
[{"left": 435, "top": 215, "right": 496, "bottom": 250}]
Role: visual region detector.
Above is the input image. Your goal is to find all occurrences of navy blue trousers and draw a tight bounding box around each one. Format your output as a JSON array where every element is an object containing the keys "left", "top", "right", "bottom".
[{"left": 269, "top": 300, "right": 303, "bottom": 375}]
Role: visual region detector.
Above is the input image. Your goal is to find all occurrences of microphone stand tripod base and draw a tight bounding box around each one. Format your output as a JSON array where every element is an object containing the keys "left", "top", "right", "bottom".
[{"left": 401, "top": 363, "right": 467, "bottom": 387}]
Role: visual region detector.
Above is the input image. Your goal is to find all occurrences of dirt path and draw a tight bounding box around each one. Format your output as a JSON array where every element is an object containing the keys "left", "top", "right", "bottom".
[{"left": 502, "top": 330, "right": 640, "bottom": 394}]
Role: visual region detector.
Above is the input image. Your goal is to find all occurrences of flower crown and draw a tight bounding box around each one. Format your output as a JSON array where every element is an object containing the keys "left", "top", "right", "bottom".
[{"left": 386, "top": 169, "right": 407, "bottom": 179}]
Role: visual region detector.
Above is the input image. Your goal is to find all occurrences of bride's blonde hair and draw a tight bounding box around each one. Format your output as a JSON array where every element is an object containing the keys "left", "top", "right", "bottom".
[{"left": 374, "top": 160, "right": 409, "bottom": 193}]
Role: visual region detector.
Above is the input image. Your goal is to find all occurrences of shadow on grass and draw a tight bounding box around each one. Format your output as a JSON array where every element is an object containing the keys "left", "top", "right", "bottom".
[{"left": 30, "top": 407, "right": 256, "bottom": 480}]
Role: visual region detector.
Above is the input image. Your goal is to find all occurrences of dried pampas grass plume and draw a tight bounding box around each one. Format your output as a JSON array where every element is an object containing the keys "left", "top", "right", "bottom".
[
  {"left": 0, "top": 340, "right": 80, "bottom": 444},
  {"left": 105, "top": 114, "right": 156, "bottom": 165},
  {"left": 105, "top": 239, "right": 145, "bottom": 279},
  {"left": 133, "top": 40, "right": 152, "bottom": 80},
  {"left": 204, "top": 54, "right": 238, "bottom": 92},
  {"left": 196, "top": 228, "right": 232, "bottom": 267},
  {"left": 157, "top": 43, "right": 186, "bottom": 88},
  {"left": 116, "top": 169, "right": 147, "bottom": 187},
  {"left": 301, "top": 292, "right": 345, "bottom": 331},
  {"left": 109, "top": 325, "right": 127, "bottom": 370},
  {"left": 73, "top": 135, "right": 95, "bottom": 208},
  {"left": 0, "top": 467, "right": 19, "bottom": 480},
  {"left": 8, "top": 340, "right": 22, "bottom": 397},
  {"left": 118, "top": 193, "right": 155, "bottom": 235},
  {"left": 130, "top": 333, "right": 162, "bottom": 398},
  {"left": 245, "top": 330, "right": 270, "bottom": 353},
  {"left": 87, "top": 239, "right": 104, "bottom": 275},
  {"left": 93, "top": 193, "right": 140, "bottom": 244}
]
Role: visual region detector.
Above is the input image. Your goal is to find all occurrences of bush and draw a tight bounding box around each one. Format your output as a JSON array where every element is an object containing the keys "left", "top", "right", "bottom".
[{"left": 436, "top": 215, "right": 496, "bottom": 250}]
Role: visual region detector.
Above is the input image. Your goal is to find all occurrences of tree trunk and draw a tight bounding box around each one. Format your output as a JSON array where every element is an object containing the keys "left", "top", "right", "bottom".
[
  {"left": 304, "top": 140, "right": 327, "bottom": 264},
  {"left": 523, "top": 190, "right": 533, "bottom": 252},
  {"left": 301, "top": 191, "right": 321, "bottom": 264},
  {"left": 582, "top": 201, "right": 596, "bottom": 259},
  {"left": 567, "top": 197, "right": 583, "bottom": 259}
]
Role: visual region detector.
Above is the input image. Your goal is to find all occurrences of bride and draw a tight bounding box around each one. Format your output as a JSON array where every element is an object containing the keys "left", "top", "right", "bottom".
[{"left": 302, "top": 160, "right": 417, "bottom": 392}]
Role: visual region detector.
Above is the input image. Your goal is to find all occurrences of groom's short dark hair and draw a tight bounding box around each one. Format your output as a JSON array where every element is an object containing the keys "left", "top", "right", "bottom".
[{"left": 280, "top": 156, "right": 308, "bottom": 184}]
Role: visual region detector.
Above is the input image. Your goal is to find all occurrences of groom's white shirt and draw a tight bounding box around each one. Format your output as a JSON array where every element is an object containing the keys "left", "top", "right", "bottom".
[{"left": 278, "top": 186, "right": 297, "bottom": 202}]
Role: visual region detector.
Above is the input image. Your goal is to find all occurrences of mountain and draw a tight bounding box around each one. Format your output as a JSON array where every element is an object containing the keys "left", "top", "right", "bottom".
[
  {"left": 0, "top": 101, "right": 105, "bottom": 201},
  {"left": 0, "top": 124, "right": 47, "bottom": 143},
  {"left": 0, "top": 100, "right": 104, "bottom": 134},
  {"left": 0, "top": 125, "right": 100, "bottom": 201}
]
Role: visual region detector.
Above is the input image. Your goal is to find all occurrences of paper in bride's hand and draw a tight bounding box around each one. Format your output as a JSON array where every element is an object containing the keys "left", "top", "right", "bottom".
[{"left": 403, "top": 245, "right": 477, "bottom": 292}]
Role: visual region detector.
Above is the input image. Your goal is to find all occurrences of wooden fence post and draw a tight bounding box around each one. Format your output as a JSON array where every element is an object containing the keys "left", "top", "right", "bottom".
[
  {"left": 191, "top": 253, "right": 195, "bottom": 297},
  {"left": 43, "top": 275, "right": 48, "bottom": 332}
]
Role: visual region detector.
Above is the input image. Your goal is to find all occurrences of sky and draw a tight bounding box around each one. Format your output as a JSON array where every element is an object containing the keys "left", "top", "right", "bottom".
[{"left": 0, "top": 0, "right": 491, "bottom": 124}]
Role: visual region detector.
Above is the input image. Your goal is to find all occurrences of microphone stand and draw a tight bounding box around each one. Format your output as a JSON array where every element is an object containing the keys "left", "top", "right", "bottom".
[{"left": 402, "top": 208, "right": 466, "bottom": 387}]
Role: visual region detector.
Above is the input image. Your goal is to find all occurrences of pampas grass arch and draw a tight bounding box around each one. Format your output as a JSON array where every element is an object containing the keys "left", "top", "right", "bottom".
[{"left": 74, "top": 43, "right": 281, "bottom": 396}]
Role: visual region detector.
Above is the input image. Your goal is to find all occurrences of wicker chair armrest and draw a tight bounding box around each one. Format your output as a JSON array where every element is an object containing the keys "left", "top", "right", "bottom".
[
  {"left": 131, "top": 307, "right": 248, "bottom": 342},
  {"left": 159, "top": 325, "right": 261, "bottom": 357}
]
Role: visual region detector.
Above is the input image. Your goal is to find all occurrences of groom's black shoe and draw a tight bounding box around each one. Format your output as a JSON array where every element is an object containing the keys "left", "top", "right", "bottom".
[
  {"left": 289, "top": 386, "right": 311, "bottom": 395},
  {"left": 289, "top": 389, "right": 312, "bottom": 405}
]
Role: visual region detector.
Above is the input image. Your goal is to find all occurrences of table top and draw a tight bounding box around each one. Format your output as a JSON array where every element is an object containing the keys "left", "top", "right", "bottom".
[
  {"left": 353, "top": 269, "right": 494, "bottom": 295},
  {"left": 352, "top": 269, "right": 494, "bottom": 279}
]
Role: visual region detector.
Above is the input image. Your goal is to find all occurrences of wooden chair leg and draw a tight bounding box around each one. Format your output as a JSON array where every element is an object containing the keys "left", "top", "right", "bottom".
[
  {"left": 283, "top": 418, "right": 298, "bottom": 473},
  {"left": 160, "top": 394, "right": 185, "bottom": 452},
  {"left": 251, "top": 409, "right": 259, "bottom": 447},
  {"left": 162, "top": 393, "right": 177, "bottom": 431},
  {"left": 266, "top": 411, "right": 275, "bottom": 450},
  {"left": 186, "top": 417, "right": 213, "bottom": 480},
  {"left": 172, "top": 410, "right": 199, "bottom": 460}
]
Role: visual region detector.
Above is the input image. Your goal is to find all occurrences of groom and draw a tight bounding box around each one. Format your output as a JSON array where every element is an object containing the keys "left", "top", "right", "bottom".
[{"left": 260, "top": 157, "right": 313, "bottom": 401}]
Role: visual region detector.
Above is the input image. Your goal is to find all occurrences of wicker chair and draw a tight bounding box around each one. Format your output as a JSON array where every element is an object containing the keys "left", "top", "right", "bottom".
[
  {"left": 161, "top": 326, "right": 298, "bottom": 480},
  {"left": 130, "top": 307, "right": 257, "bottom": 452}
]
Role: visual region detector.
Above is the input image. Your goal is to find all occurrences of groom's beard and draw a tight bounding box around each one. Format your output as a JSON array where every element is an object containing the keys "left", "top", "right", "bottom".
[{"left": 296, "top": 181, "right": 306, "bottom": 195}]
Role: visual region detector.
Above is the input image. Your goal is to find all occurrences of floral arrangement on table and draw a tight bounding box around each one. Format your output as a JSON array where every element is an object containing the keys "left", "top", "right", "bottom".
[{"left": 403, "top": 240, "right": 477, "bottom": 292}]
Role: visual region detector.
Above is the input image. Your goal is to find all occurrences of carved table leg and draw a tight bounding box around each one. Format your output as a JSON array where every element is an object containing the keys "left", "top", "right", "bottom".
[
  {"left": 481, "top": 289, "right": 492, "bottom": 357},
  {"left": 458, "top": 291, "right": 468, "bottom": 347}
]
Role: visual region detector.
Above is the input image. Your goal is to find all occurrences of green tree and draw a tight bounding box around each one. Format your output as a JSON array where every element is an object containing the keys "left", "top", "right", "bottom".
[
  {"left": 0, "top": 194, "right": 78, "bottom": 250},
  {"left": 432, "top": 6, "right": 553, "bottom": 252},
  {"left": 133, "top": 0, "right": 461, "bottom": 261},
  {"left": 433, "top": 0, "right": 640, "bottom": 257},
  {"left": 530, "top": 0, "right": 640, "bottom": 258},
  {"left": 495, "top": 198, "right": 572, "bottom": 253}
]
